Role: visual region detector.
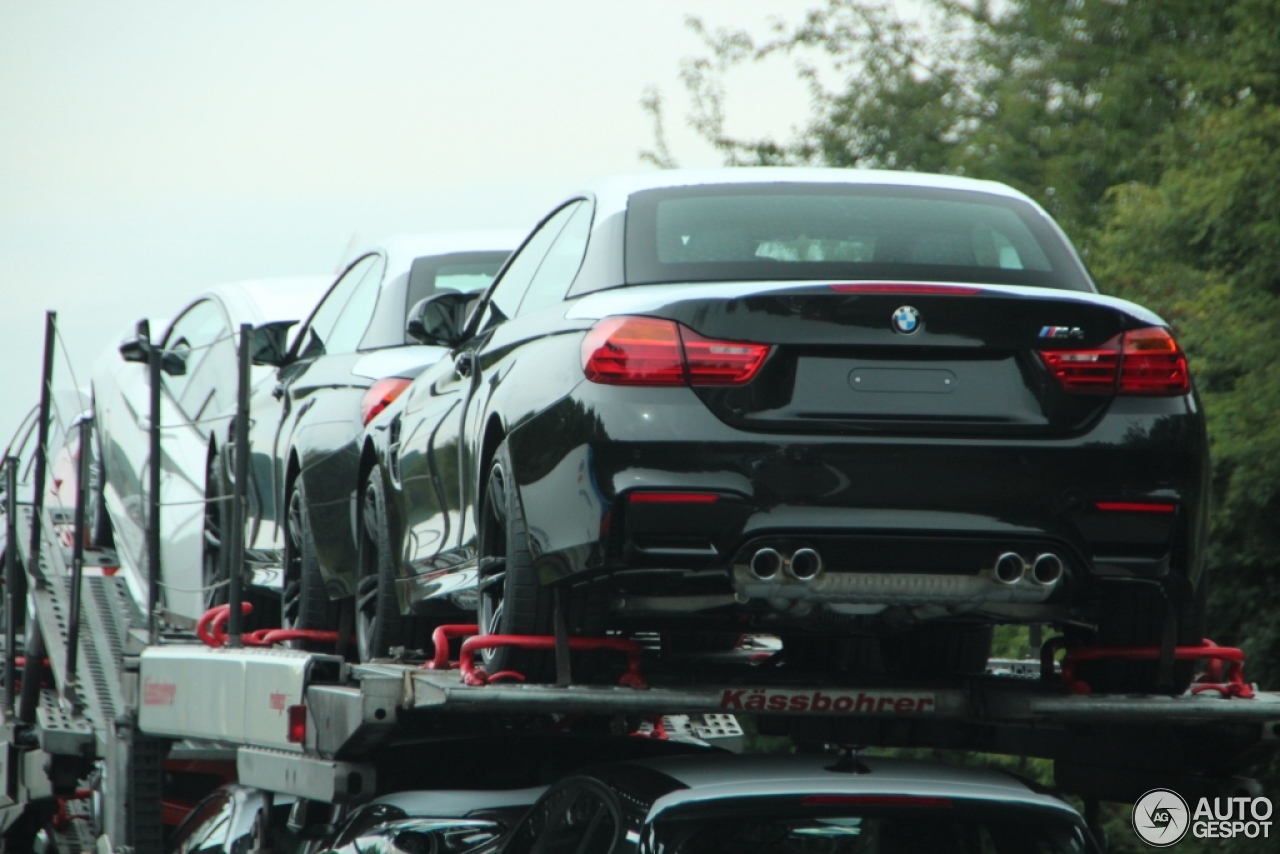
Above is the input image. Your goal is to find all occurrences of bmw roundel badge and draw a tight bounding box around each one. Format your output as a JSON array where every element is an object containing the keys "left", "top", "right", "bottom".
[{"left": 892, "top": 305, "right": 921, "bottom": 334}]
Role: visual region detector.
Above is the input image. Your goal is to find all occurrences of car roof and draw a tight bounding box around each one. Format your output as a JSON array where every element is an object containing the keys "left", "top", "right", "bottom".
[
  {"left": 200, "top": 276, "right": 332, "bottom": 326},
  {"left": 361, "top": 231, "right": 526, "bottom": 281},
  {"left": 582, "top": 167, "right": 1033, "bottom": 220},
  {"left": 363, "top": 786, "right": 547, "bottom": 817},
  {"left": 620, "top": 754, "right": 1077, "bottom": 816}
]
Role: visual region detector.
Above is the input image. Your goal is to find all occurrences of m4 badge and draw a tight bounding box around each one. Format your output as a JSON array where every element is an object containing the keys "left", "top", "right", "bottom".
[{"left": 1040, "top": 326, "right": 1084, "bottom": 340}]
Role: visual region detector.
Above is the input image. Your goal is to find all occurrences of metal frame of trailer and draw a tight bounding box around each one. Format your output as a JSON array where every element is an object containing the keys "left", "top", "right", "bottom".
[{"left": 3, "top": 312, "right": 1278, "bottom": 852}]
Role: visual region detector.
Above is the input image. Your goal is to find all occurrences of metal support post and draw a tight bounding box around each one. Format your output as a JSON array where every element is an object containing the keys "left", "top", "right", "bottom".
[
  {"left": 17, "top": 312, "right": 58, "bottom": 725},
  {"left": 553, "top": 587, "right": 572, "bottom": 687},
  {"left": 145, "top": 321, "right": 163, "bottom": 643},
  {"left": 3, "top": 456, "right": 18, "bottom": 712},
  {"left": 26, "top": 311, "right": 57, "bottom": 588},
  {"left": 226, "top": 323, "right": 252, "bottom": 646},
  {"left": 63, "top": 416, "right": 93, "bottom": 710}
]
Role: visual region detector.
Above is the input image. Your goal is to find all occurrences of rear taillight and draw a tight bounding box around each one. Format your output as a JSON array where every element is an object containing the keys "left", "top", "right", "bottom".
[
  {"left": 1038, "top": 327, "right": 1189, "bottom": 395},
  {"left": 361, "top": 377, "right": 412, "bottom": 426},
  {"left": 1118, "top": 326, "right": 1190, "bottom": 394},
  {"left": 1038, "top": 343, "right": 1120, "bottom": 392},
  {"left": 582, "top": 316, "right": 770, "bottom": 387}
]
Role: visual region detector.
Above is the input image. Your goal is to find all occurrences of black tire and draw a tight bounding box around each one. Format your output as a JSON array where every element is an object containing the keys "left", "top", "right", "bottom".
[
  {"left": 477, "top": 441, "right": 554, "bottom": 679},
  {"left": 201, "top": 448, "right": 230, "bottom": 610},
  {"left": 355, "top": 470, "right": 411, "bottom": 661},
  {"left": 282, "top": 477, "right": 339, "bottom": 635},
  {"left": 1072, "top": 580, "right": 1204, "bottom": 694}
]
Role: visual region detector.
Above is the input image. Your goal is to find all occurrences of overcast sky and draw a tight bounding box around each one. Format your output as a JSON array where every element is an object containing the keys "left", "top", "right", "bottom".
[{"left": 0, "top": 1, "right": 842, "bottom": 445}]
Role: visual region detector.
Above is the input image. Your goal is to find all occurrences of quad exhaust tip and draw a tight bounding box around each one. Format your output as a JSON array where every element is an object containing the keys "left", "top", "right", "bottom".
[
  {"left": 749, "top": 548, "right": 783, "bottom": 580},
  {"left": 788, "top": 548, "right": 823, "bottom": 582},
  {"left": 1032, "top": 553, "right": 1064, "bottom": 585},
  {"left": 993, "top": 552, "right": 1026, "bottom": 585}
]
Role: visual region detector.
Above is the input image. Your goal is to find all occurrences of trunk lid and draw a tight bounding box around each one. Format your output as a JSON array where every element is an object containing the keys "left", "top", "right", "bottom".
[{"left": 573, "top": 281, "right": 1135, "bottom": 438}]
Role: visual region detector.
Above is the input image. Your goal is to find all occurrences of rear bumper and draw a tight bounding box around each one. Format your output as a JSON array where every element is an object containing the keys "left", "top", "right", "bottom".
[{"left": 508, "top": 383, "right": 1209, "bottom": 611}]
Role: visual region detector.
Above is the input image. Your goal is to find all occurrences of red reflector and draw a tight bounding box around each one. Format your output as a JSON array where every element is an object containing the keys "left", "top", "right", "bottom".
[
  {"left": 1119, "top": 327, "right": 1190, "bottom": 394},
  {"left": 361, "top": 377, "right": 413, "bottom": 426},
  {"left": 830, "top": 283, "right": 983, "bottom": 296},
  {"left": 287, "top": 704, "right": 307, "bottom": 743},
  {"left": 802, "top": 795, "right": 953, "bottom": 807},
  {"left": 629, "top": 492, "right": 720, "bottom": 504},
  {"left": 1095, "top": 501, "right": 1177, "bottom": 514},
  {"left": 582, "top": 316, "right": 770, "bottom": 387}
]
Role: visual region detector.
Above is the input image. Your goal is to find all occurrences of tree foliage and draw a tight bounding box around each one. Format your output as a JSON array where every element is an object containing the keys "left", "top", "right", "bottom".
[{"left": 653, "top": 2, "right": 1280, "bottom": 848}]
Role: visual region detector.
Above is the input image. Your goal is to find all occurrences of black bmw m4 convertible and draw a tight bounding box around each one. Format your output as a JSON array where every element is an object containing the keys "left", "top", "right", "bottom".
[{"left": 352, "top": 169, "right": 1208, "bottom": 692}]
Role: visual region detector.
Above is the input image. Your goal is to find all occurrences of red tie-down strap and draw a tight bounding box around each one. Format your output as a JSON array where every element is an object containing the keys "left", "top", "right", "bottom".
[
  {"left": 1041, "top": 636, "right": 1254, "bottom": 698},
  {"left": 422, "top": 624, "right": 481, "bottom": 671},
  {"left": 196, "top": 603, "right": 345, "bottom": 649},
  {"left": 455, "top": 633, "right": 647, "bottom": 689},
  {"left": 422, "top": 623, "right": 648, "bottom": 689}
]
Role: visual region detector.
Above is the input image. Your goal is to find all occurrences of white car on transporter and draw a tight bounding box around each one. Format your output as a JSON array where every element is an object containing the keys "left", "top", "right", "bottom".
[{"left": 90, "top": 276, "right": 329, "bottom": 624}]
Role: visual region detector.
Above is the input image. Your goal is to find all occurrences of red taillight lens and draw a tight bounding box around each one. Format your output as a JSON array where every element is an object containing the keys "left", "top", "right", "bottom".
[
  {"left": 830, "top": 283, "right": 983, "bottom": 296},
  {"left": 1038, "top": 343, "right": 1121, "bottom": 392},
  {"left": 1119, "top": 326, "right": 1190, "bottom": 394},
  {"left": 1039, "top": 327, "right": 1189, "bottom": 396},
  {"left": 361, "top": 378, "right": 412, "bottom": 426},
  {"left": 287, "top": 704, "right": 307, "bottom": 743},
  {"left": 582, "top": 317, "right": 686, "bottom": 386},
  {"left": 582, "top": 316, "right": 770, "bottom": 387},
  {"left": 681, "top": 327, "right": 771, "bottom": 385}
]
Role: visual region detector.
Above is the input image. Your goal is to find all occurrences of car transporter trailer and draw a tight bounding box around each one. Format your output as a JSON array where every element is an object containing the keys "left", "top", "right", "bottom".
[{"left": 1, "top": 313, "right": 1277, "bottom": 853}]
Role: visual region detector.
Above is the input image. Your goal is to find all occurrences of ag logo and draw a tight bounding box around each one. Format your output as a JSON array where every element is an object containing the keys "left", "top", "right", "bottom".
[
  {"left": 1133, "top": 788, "right": 1190, "bottom": 847},
  {"left": 892, "top": 305, "right": 920, "bottom": 334}
]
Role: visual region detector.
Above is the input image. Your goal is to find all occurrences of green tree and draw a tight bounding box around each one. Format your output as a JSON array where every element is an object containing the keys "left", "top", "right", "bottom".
[{"left": 654, "top": 2, "right": 1280, "bottom": 850}]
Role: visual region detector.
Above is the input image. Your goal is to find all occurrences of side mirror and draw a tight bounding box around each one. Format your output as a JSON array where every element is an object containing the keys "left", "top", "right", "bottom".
[
  {"left": 119, "top": 319, "right": 152, "bottom": 364},
  {"left": 251, "top": 320, "right": 297, "bottom": 367},
  {"left": 406, "top": 292, "right": 472, "bottom": 347},
  {"left": 118, "top": 318, "right": 186, "bottom": 376}
]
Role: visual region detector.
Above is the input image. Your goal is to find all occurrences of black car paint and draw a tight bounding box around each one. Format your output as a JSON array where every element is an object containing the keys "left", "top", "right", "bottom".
[
  {"left": 362, "top": 181, "right": 1207, "bottom": 644},
  {"left": 369, "top": 287, "right": 1206, "bottom": 627},
  {"left": 234, "top": 247, "right": 509, "bottom": 602}
]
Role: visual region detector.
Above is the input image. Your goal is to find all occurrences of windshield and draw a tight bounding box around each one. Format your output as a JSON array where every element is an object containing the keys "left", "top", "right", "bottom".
[
  {"left": 650, "top": 797, "right": 1096, "bottom": 854},
  {"left": 624, "top": 183, "right": 1093, "bottom": 292}
]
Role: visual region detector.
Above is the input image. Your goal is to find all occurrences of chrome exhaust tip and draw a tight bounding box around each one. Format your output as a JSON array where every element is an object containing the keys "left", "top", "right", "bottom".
[
  {"left": 787, "top": 548, "right": 823, "bottom": 581},
  {"left": 993, "top": 552, "right": 1026, "bottom": 585},
  {"left": 1031, "top": 553, "right": 1064, "bottom": 585},
  {"left": 749, "top": 548, "right": 783, "bottom": 581}
]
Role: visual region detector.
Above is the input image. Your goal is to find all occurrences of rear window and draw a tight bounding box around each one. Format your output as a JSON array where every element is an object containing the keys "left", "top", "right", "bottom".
[
  {"left": 624, "top": 183, "right": 1093, "bottom": 292},
  {"left": 652, "top": 797, "right": 1096, "bottom": 854},
  {"left": 406, "top": 250, "right": 511, "bottom": 311}
]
